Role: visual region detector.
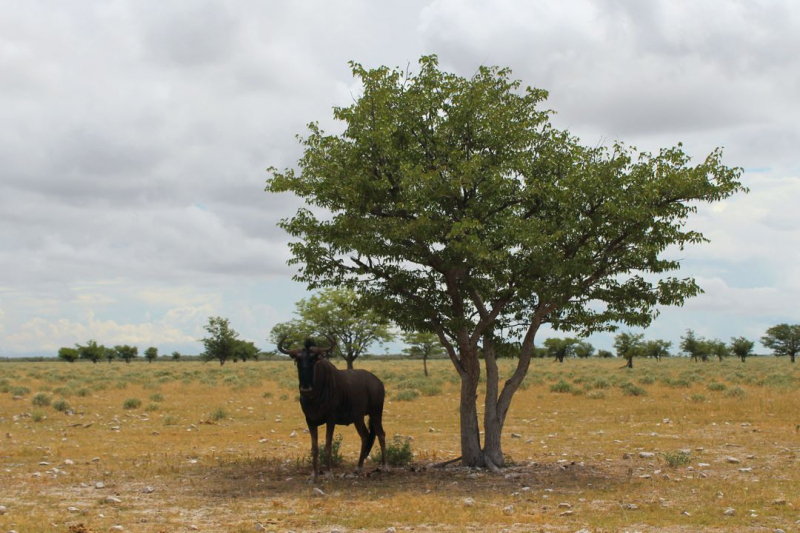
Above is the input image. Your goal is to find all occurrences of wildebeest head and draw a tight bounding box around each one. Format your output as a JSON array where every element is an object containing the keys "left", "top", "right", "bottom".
[{"left": 277, "top": 336, "right": 336, "bottom": 395}]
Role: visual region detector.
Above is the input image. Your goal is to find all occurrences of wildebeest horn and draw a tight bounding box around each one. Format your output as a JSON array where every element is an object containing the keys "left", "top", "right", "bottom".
[
  {"left": 277, "top": 336, "right": 302, "bottom": 358},
  {"left": 310, "top": 335, "right": 336, "bottom": 355}
]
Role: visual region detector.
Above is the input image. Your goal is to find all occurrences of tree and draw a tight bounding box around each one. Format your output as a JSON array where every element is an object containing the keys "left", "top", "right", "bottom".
[
  {"left": 761, "top": 324, "right": 800, "bottom": 363},
  {"left": 544, "top": 337, "right": 579, "bottom": 363},
  {"left": 706, "top": 338, "right": 729, "bottom": 362},
  {"left": 201, "top": 316, "right": 239, "bottom": 366},
  {"left": 58, "top": 347, "right": 79, "bottom": 363},
  {"left": 643, "top": 339, "right": 672, "bottom": 361},
  {"left": 144, "top": 346, "right": 158, "bottom": 363},
  {"left": 402, "top": 330, "right": 446, "bottom": 376},
  {"left": 114, "top": 344, "right": 138, "bottom": 363},
  {"left": 597, "top": 349, "right": 614, "bottom": 358},
  {"left": 76, "top": 340, "right": 105, "bottom": 364},
  {"left": 730, "top": 336, "right": 754, "bottom": 362},
  {"left": 266, "top": 56, "right": 744, "bottom": 468},
  {"left": 233, "top": 339, "right": 260, "bottom": 362},
  {"left": 171, "top": 350, "right": 181, "bottom": 361},
  {"left": 270, "top": 288, "right": 393, "bottom": 369},
  {"left": 573, "top": 340, "right": 595, "bottom": 359},
  {"left": 680, "top": 329, "right": 708, "bottom": 362},
  {"left": 104, "top": 346, "right": 116, "bottom": 363},
  {"left": 613, "top": 332, "right": 645, "bottom": 368}
]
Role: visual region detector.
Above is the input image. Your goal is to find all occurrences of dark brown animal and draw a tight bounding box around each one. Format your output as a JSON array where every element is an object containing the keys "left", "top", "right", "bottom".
[{"left": 278, "top": 336, "right": 387, "bottom": 480}]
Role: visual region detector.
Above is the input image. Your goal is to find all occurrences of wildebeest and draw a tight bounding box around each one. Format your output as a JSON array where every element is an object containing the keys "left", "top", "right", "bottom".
[{"left": 278, "top": 336, "right": 387, "bottom": 480}]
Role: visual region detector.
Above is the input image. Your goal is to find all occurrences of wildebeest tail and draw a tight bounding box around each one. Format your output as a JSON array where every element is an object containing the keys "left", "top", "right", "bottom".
[{"left": 366, "top": 418, "right": 378, "bottom": 457}]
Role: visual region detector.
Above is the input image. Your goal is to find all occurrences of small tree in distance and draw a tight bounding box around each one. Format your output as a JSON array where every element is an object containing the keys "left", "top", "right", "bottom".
[
  {"left": 643, "top": 339, "right": 672, "bottom": 361},
  {"left": 614, "top": 332, "right": 645, "bottom": 368},
  {"left": 202, "top": 316, "right": 239, "bottom": 366},
  {"left": 58, "top": 347, "right": 79, "bottom": 363},
  {"left": 681, "top": 329, "right": 708, "bottom": 362},
  {"left": 403, "top": 330, "right": 446, "bottom": 376},
  {"left": 544, "top": 338, "right": 579, "bottom": 363},
  {"left": 730, "top": 337, "right": 754, "bottom": 362},
  {"left": 76, "top": 340, "right": 105, "bottom": 364},
  {"left": 761, "top": 324, "right": 800, "bottom": 363},
  {"left": 115, "top": 345, "right": 138, "bottom": 363},
  {"left": 573, "top": 341, "right": 595, "bottom": 359},
  {"left": 706, "top": 338, "right": 730, "bottom": 362},
  {"left": 145, "top": 347, "right": 158, "bottom": 363},
  {"left": 233, "top": 339, "right": 260, "bottom": 362},
  {"left": 171, "top": 350, "right": 181, "bottom": 361}
]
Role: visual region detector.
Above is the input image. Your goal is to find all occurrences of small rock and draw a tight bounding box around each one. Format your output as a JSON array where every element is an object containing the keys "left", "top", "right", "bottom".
[
  {"left": 773, "top": 529, "right": 786, "bottom": 533},
  {"left": 739, "top": 467, "right": 752, "bottom": 473},
  {"left": 95, "top": 482, "right": 105, "bottom": 489},
  {"left": 0, "top": 505, "right": 6, "bottom": 514},
  {"left": 511, "top": 433, "right": 522, "bottom": 439},
  {"left": 681, "top": 511, "right": 691, "bottom": 516},
  {"left": 463, "top": 497, "right": 475, "bottom": 507},
  {"left": 724, "top": 507, "right": 736, "bottom": 516},
  {"left": 111, "top": 526, "right": 123, "bottom": 531},
  {"left": 622, "top": 503, "right": 638, "bottom": 510},
  {"left": 503, "top": 505, "right": 514, "bottom": 515},
  {"left": 772, "top": 498, "right": 786, "bottom": 505},
  {"left": 142, "top": 486, "right": 154, "bottom": 494},
  {"left": 725, "top": 457, "right": 740, "bottom": 464},
  {"left": 91, "top": 457, "right": 100, "bottom": 463},
  {"left": 313, "top": 487, "right": 325, "bottom": 497},
  {"left": 429, "top": 427, "right": 435, "bottom": 432},
  {"left": 558, "top": 503, "right": 572, "bottom": 509},
  {"left": 385, "top": 528, "right": 397, "bottom": 533},
  {"left": 622, "top": 453, "right": 632, "bottom": 459},
  {"left": 575, "top": 530, "right": 592, "bottom": 533},
  {"left": 106, "top": 496, "right": 122, "bottom": 504},
  {"left": 639, "top": 452, "right": 655, "bottom": 459},
  {"left": 67, "top": 506, "right": 81, "bottom": 513},
  {"left": 254, "top": 523, "right": 266, "bottom": 533},
  {"left": 698, "top": 463, "right": 711, "bottom": 468},
  {"left": 64, "top": 459, "right": 74, "bottom": 465},
  {"left": 289, "top": 431, "right": 297, "bottom": 438},
  {"left": 38, "top": 461, "right": 50, "bottom": 466}
]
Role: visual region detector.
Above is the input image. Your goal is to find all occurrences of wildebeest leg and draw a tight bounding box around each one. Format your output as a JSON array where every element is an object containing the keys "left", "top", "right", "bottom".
[
  {"left": 308, "top": 423, "right": 319, "bottom": 482},
  {"left": 372, "top": 414, "right": 387, "bottom": 470},
  {"left": 353, "top": 417, "right": 370, "bottom": 473},
  {"left": 324, "top": 421, "right": 335, "bottom": 478}
]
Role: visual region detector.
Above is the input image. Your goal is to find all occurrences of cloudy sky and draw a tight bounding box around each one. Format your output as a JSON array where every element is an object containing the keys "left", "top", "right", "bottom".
[{"left": 1, "top": 0, "right": 798, "bottom": 357}]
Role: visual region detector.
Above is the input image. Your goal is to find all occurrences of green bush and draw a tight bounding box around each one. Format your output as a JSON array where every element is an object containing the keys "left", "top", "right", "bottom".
[
  {"left": 620, "top": 382, "right": 647, "bottom": 397},
  {"left": 373, "top": 435, "right": 414, "bottom": 466},
  {"left": 550, "top": 379, "right": 573, "bottom": 393},
  {"left": 31, "top": 410, "right": 47, "bottom": 423},
  {"left": 145, "top": 403, "right": 159, "bottom": 412},
  {"left": 707, "top": 382, "right": 727, "bottom": 392},
  {"left": 123, "top": 398, "right": 142, "bottom": 410},
  {"left": 725, "top": 386, "right": 746, "bottom": 399},
  {"left": 32, "top": 392, "right": 52, "bottom": 407},
  {"left": 662, "top": 450, "right": 692, "bottom": 468},
  {"left": 639, "top": 375, "right": 656, "bottom": 385},
  {"left": 149, "top": 393, "right": 164, "bottom": 402},
  {"left": 10, "top": 386, "right": 30, "bottom": 397},
  {"left": 393, "top": 390, "right": 420, "bottom": 402},
  {"left": 52, "top": 398, "right": 71, "bottom": 412},
  {"left": 164, "top": 415, "right": 179, "bottom": 426},
  {"left": 312, "top": 433, "right": 344, "bottom": 468},
  {"left": 592, "top": 378, "right": 611, "bottom": 390},
  {"left": 209, "top": 407, "right": 227, "bottom": 421},
  {"left": 689, "top": 393, "right": 706, "bottom": 403}
]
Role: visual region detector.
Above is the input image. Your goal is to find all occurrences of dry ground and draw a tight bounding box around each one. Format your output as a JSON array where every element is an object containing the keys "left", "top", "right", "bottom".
[{"left": 0, "top": 357, "right": 797, "bottom": 533}]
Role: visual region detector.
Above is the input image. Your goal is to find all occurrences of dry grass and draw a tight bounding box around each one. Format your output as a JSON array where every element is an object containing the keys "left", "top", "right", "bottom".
[{"left": 0, "top": 357, "right": 797, "bottom": 532}]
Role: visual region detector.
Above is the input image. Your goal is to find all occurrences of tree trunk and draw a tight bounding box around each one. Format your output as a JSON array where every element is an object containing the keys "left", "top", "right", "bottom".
[
  {"left": 626, "top": 357, "right": 633, "bottom": 368},
  {"left": 423, "top": 354, "right": 428, "bottom": 377},
  {"left": 346, "top": 356, "right": 355, "bottom": 370},
  {"left": 459, "top": 366, "right": 483, "bottom": 467},
  {"left": 792, "top": 353, "right": 796, "bottom": 363}
]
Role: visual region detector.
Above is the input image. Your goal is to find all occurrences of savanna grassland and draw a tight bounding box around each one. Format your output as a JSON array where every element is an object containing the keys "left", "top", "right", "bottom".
[{"left": 0, "top": 357, "right": 797, "bottom": 533}]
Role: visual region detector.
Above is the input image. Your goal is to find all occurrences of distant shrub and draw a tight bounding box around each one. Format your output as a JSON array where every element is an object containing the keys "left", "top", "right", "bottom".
[
  {"left": 587, "top": 391, "right": 605, "bottom": 400},
  {"left": 593, "top": 378, "right": 611, "bottom": 390},
  {"left": 52, "top": 398, "right": 71, "bottom": 412},
  {"left": 164, "top": 415, "right": 179, "bottom": 426},
  {"left": 312, "top": 433, "right": 343, "bottom": 468},
  {"left": 662, "top": 451, "right": 692, "bottom": 468},
  {"left": 145, "top": 403, "right": 159, "bottom": 412},
  {"left": 31, "top": 410, "right": 47, "bottom": 423},
  {"left": 123, "top": 398, "right": 142, "bottom": 410},
  {"left": 10, "top": 386, "right": 30, "bottom": 397},
  {"left": 373, "top": 436, "right": 414, "bottom": 466},
  {"left": 210, "top": 407, "right": 227, "bottom": 421},
  {"left": 393, "top": 390, "right": 420, "bottom": 402},
  {"left": 32, "top": 392, "right": 52, "bottom": 407},
  {"left": 52, "top": 387, "right": 72, "bottom": 397},
  {"left": 707, "top": 382, "right": 727, "bottom": 392},
  {"left": 149, "top": 393, "right": 164, "bottom": 402},
  {"left": 262, "top": 391, "right": 273, "bottom": 399},
  {"left": 550, "top": 380, "right": 573, "bottom": 393},
  {"left": 75, "top": 388, "right": 91, "bottom": 397},
  {"left": 725, "top": 386, "right": 746, "bottom": 399},
  {"left": 639, "top": 375, "right": 656, "bottom": 385},
  {"left": 665, "top": 378, "right": 692, "bottom": 389},
  {"left": 689, "top": 394, "right": 706, "bottom": 403},
  {"left": 621, "top": 382, "right": 647, "bottom": 397}
]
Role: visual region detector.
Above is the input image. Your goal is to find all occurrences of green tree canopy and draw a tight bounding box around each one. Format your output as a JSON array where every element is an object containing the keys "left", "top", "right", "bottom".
[
  {"left": 233, "top": 339, "right": 260, "bottom": 362},
  {"left": 761, "top": 324, "right": 800, "bottom": 363},
  {"left": 706, "top": 338, "right": 730, "bottom": 362},
  {"left": 144, "top": 346, "right": 158, "bottom": 363},
  {"left": 680, "top": 329, "right": 708, "bottom": 362},
  {"left": 76, "top": 340, "right": 105, "bottom": 364},
  {"left": 402, "top": 330, "right": 446, "bottom": 376},
  {"left": 266, "top": 55, "right": 745, "bottom": 468},
  {"left": 543, "top": 337, "right": 579, "bottom": 363},
  {"left": 270, "top": 287, "right": 393, "bottom": 369},
  {"left": 730, "top": 336, "right": 754, "bottom": 362},
  {"left": 573, "top": 340, "right": 595, "bottom": 359},
  {"left": 114, "top": 344, "right": 138, "bottom": 363},
  {"left": 201, "top": 316, "right": 239, "bottom": 366},
  {"left": 643, "top": 339, "right": 672, "bottom": 361},
  {"left": 613, "top": 332, "right": 645, "bottom": 368},
  {"left": 58, "top": 347, "right": 79, "bottom": 363}
]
